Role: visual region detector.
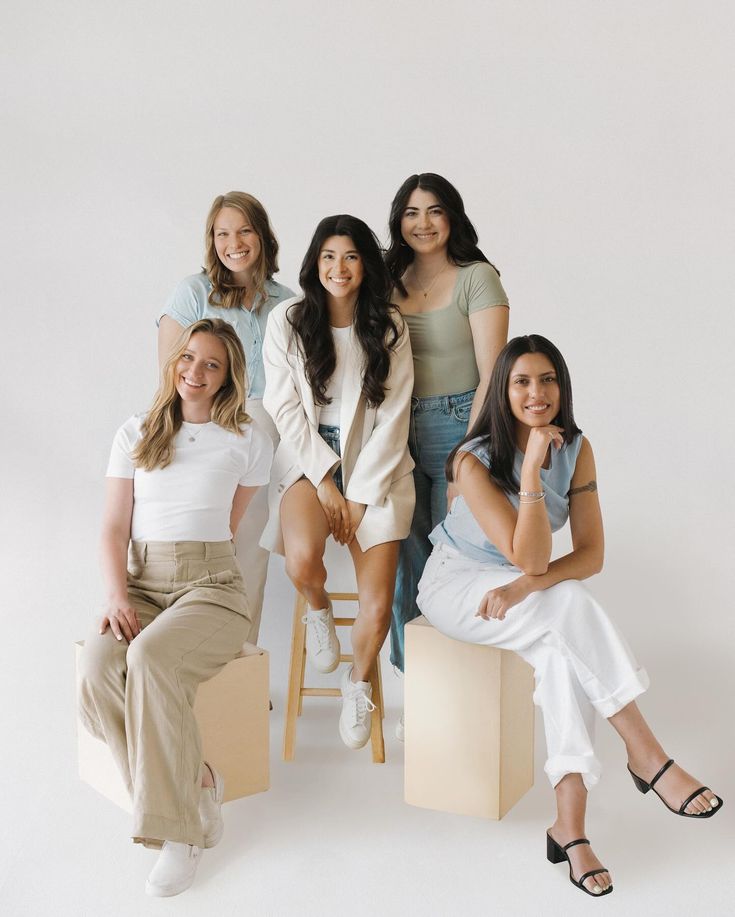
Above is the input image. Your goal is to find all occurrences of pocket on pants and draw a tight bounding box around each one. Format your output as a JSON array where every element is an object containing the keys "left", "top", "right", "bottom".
[{"left": 451, "top": 401, "right": 472, "bottom": 424}]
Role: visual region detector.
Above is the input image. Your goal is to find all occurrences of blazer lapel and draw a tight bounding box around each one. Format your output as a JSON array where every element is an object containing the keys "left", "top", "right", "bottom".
[{"left": 338, "top": 328, "right": 364, "bottom": 478}]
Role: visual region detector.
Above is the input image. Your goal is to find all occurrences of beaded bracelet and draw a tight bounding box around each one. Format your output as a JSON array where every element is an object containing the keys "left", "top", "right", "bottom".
[{"left": 518, "top": 490, "right": 544, "bottom": 497}]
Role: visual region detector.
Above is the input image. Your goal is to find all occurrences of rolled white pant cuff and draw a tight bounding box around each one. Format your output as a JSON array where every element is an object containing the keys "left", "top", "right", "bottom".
[
  {"left": 545, "top": 754, "right": 602, "bottom": 790},
  {"left": 592, "top": 667, "right": 650, "bottom": 719}
]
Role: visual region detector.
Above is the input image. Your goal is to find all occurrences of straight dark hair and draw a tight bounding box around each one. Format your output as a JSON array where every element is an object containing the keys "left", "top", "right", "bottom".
[
  {"left": 287, "top": 215, "right": 400, "bottom": 407},
  {"left": 446, "top": 334, "right": 582, "bottom": 494},
  {"left": 385, "top": 173, "right": 497, "bottom": 296}
]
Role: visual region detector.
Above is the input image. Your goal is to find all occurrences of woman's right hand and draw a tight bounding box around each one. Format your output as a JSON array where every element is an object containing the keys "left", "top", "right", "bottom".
[
  {"left": 523, "top": 425, "right": 564, "bottom": 471},
  {"left": 100, "top": 595, "right": 141, "bottom": 643},
  {"left": 316, "top": 475, "right": 351, "bottom": 544}
]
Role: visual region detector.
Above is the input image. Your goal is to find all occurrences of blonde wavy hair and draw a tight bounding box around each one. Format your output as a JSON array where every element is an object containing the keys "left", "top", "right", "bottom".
[
  {"left": 133, "top": 319, "right": 250, "bottom": 471},
  {"left": 204, "top": 191, "right": 280, "bottom": 310}
]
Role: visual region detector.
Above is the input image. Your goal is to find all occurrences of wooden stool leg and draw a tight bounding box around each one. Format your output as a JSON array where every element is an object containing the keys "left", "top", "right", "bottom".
[
  {"left": 283, "top": 593, "right": 307, "bottom": 761},
  {"left": 377, "top": 656, "right": 385, "bottom": 719},
  {"left": 297, "top": 641, "right": 307, "bottom": 716},
  {"left": 369, "top": 658, "right": 385, "bottom": 764}
]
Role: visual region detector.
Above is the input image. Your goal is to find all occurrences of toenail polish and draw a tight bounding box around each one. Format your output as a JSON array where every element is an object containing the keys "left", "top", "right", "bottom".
[
  {"left": 711, "top": 798, "right": 719, "bottom": 806},
  {"left": 592, "top": 886, "right": 601, "bottom": 894}
]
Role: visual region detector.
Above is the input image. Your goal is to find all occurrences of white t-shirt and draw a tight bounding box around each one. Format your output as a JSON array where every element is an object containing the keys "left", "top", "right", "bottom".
[
  {"left": 319, "top": 325, "right": 352, "bottom": 426},
  {"left": 106, "top": 415, "right": 274, "bottom": 542}
]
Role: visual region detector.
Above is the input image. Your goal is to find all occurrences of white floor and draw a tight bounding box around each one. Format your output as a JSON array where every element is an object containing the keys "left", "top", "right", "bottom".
[{"left": 1, "top": 552, "right": 731, "bottom": 917}]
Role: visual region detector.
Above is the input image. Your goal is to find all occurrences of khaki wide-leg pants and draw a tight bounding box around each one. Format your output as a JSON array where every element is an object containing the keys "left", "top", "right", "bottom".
[
  {"left": 235, "top": 398, "right": 279, "bottom": 643},
  {"left": 78, "top": 541, "right": 250, "bottom": 848}
]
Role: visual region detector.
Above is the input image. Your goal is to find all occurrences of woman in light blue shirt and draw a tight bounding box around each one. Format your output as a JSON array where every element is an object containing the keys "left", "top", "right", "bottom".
[
  {"left": 418, "top": 334, "right": 722, "bottom": 899},
  {"left": 158, "top": 191, "right": 294, "bottom": 642}
]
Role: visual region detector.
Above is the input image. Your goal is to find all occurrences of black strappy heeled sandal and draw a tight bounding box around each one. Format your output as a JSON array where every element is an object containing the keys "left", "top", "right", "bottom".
[
  {"left": 546, "top": 833, "right": 613, "bottom": 898},
  {"left": 627, "top": 759, "right": 723, "bottom": 818}
]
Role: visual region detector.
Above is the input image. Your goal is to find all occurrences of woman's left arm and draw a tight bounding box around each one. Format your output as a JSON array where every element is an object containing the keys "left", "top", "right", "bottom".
[
  {"left": 468, "top": 306, "right": 509, "bottom": 426},
  {"left": 343, "top": 319, "right": 414, "bottom": 508},
  {"left": 477, "top": 437, "right": 604, "bottom": 619}
]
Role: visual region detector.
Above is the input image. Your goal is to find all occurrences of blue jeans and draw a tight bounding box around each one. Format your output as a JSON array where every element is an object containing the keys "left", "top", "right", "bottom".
[
  {"left": 317, "top": 424, "right": 343, "bottom": 493},
  {"left": 390, "top": 389, "right": 475, "bottom": 670}
]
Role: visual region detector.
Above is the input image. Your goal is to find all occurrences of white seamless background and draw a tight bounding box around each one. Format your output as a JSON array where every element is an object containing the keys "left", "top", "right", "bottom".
[{"left": 2, "top": 2, "right": 733, "bottom": 915}]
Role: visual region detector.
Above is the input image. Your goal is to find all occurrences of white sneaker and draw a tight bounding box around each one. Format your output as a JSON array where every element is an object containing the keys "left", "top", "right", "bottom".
[
  {"left": 199, "top": 762, "right": 224, "bottom": 848},
  {"left": 302, "top": 602, "right": 340, "bottom": 673},
  {"left": 395, "top": 712, "right": 405, "bottom": 742},
  {"left": 145, "top": 841, "right": 201, "bottom": 897},
  {"left": 339, "top": 665, "right": 376, "bottom": 749}
]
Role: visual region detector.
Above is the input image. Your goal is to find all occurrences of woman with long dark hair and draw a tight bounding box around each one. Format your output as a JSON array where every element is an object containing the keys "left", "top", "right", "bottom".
[
  {"left": 416, "top": 333, "right": 722, "bottom": 898},
  {"left": 157, "top": 191, "right": 294, "bottom": 644},
  {"left": 262, "top": 215, "right": 415, "bottom": 749},
  {"left": 384, "top": 173, "right": 510, "bottom": 731},
  {"left": 79, "top": 319, "right": 273, "bottom": 896}
]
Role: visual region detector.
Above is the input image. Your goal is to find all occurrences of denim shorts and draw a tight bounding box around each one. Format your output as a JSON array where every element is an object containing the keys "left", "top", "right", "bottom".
[{"left": 318, "top": 423, "right": 343, "bottom": 494}]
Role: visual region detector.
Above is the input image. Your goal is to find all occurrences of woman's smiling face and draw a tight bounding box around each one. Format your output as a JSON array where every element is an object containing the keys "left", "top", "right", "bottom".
[
  {"left": 400, "top": 188, "right": 451, "bottom": 255},
  {"left": 174, "top": 332, "right": 228, "bottom": 408},
  {"left": 213, "top": 206, "right": 262, "bottom": 278},
  {"left": 507, "top": 352, "right": 561, "bottom": 428}
]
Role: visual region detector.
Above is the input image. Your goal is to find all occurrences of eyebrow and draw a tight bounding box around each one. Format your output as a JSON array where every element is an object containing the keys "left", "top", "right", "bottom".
[
  {"left": 321, "top": 248, "right": 359, "bottom": 255},
  {"left": 511, "top": 371, "right": 556, "bottom": 379}
]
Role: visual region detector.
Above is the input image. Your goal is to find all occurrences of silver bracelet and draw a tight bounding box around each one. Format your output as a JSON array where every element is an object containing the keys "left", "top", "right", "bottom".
[
  {"left": 518, "top": 490, "right": 544, "bottom": 497},
  {"left": 519, "top": 494, "right": 546, "bottom": 504}
]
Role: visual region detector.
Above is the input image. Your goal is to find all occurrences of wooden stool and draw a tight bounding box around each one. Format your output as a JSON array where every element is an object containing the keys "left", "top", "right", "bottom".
[
  {"left": 283, "top": 591, "right": 385, "bottom": 763},
  {"left": 403, "top": 616, "right": 534, "bottom": 819},
  {"left": 75, "top": 641, "right": 270, "bottom": 810}
]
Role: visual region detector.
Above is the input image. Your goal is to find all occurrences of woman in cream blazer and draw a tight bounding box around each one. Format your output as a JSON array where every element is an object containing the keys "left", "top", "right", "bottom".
[{"left": 262, "top": 214, "right": 415, "bottom": 750}]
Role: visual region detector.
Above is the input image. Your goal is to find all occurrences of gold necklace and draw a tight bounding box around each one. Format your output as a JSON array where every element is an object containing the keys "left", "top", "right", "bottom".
[{"left": 412, "top": 262, "right": 449, "bottom": 300}]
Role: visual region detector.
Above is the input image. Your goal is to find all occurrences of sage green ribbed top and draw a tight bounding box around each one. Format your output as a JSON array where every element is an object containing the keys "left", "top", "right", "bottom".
[{"left": 402, "top": 262, "right": 509, "bottom": 397}]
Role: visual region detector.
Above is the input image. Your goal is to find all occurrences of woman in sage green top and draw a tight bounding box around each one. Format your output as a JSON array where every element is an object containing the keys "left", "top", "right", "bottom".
[{"left": 384, "top": 173, "right": 509, "bottom": 705}]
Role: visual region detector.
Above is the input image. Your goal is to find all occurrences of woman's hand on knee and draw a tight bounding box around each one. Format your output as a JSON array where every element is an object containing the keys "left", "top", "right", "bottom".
[
  {"left": 476, "top": 576, "right": 531, "bottom": 621},
  {"left": 100, "top": 596, "right": 141, "bottom": 643},
  {"left": 316, "top": 477, "right": 351, "bottom": 544}
]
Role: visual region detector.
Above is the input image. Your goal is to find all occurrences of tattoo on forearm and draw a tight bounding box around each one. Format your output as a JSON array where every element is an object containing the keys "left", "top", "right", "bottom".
[{"left": 568, "top": 480, "right": 597, "bottom": 497}]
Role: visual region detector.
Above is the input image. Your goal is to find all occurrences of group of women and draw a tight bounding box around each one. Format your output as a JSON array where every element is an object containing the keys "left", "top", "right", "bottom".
[{"left": 78, "top": 175, "right": 722, "bottom": 899}]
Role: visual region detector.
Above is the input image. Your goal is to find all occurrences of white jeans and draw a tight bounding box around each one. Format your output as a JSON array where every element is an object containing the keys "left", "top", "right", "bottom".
[
  {"left": 235, "top": 399, "right": 279, "bottom": 644},
  {"left": 416, "top": 544, "right": 649, "bottom": 788}
]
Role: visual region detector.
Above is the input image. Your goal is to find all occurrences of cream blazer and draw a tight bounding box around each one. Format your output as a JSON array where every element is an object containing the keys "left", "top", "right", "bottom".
[{"left": 260, "top": 297, "right": 415, "bottom": 555}]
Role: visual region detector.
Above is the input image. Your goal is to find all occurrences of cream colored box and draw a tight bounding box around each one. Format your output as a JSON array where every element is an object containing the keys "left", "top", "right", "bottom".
[
  {"left": 404, "top": 617, "right": 534, "bottom": 819},
  {"left": 75, "top": 641, "right": 270, "bottom": 811}
]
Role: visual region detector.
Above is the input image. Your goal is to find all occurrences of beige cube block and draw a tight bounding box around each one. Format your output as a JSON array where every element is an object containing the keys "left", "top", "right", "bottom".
[
  {"left": 75, "top": 641, "right": 269, "bottom": 811},
  {"left": 404, "top": 617, "right": 534, "bottom": 819}
]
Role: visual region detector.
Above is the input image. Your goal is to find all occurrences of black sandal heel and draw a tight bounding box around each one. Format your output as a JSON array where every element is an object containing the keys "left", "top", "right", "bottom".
[
  {"left": 627, "top": 759, "right": 724, "bottom": 818},
  {"left": 546, "top": 833, "right": 612, "bottom": 898}
]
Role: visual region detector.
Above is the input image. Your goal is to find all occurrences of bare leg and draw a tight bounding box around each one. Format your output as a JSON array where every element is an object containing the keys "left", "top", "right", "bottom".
[
  {"left": 609, "top": 701, "right": 719, "bottom": 814},
  {"left": 280, "top": 479, "right": 331, "bottom": 610},
  {"left": 548, "top": 774, "right": 612, "bottom": 894},
  {"left": 347, "top": 540, "right": 399, "bottom": 682}
]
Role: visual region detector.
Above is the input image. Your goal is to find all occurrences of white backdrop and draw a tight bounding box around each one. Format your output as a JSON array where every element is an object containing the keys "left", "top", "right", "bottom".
[{"left": 2, "top": 2, "right": 734, "bottom": 915}]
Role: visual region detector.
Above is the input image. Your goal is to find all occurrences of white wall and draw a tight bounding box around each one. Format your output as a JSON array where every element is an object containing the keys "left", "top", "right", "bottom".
[{"left": 2, "top": 1, "right": 734, "bottom": 912}]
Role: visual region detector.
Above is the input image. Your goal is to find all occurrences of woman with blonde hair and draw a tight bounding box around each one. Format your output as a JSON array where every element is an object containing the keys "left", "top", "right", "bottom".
[
  {"left": 158, "top": 191, "right": 294, "bottom": 642},
  {"left": 79, "top": 318, "right": 273, "bottom": 897}
]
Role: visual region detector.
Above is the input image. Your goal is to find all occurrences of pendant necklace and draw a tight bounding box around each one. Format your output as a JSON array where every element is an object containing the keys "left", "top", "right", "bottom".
[
  {"left": 413, "top": 262, "right": 449, "bottom": 300},
  {"left": 183, "top": 423, "right": 207, "bottom": 443}
]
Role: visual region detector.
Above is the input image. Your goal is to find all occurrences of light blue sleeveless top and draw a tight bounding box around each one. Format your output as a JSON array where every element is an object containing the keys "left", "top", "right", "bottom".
[{"left": 430, "top": 433, "right": 584, "bottom": 566}]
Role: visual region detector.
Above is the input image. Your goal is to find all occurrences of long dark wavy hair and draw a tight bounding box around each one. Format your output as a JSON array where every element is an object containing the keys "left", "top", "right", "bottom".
[
  {"left": 385, "top": 173, "right": 497, "bottom": 296},
  {"left": 287, "top": 215, "right": 401, "bottom": 407},
  {"left": 446, "top": 334, "right": 582, "bottom": 494}
]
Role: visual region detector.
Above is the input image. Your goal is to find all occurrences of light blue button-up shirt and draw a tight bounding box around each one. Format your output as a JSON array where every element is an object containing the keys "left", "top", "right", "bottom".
[{"left": 160, "top": 272, "right": 295, "bottom": 399}]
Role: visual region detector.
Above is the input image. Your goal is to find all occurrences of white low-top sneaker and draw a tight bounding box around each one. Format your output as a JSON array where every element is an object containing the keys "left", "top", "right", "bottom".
[
  {"left": 145, "top": 841, "right": 201, "bottom": 897},
  {"left": 339, "top": 665, "right": 376, "bottom": 749},
  {"left": 302, "top": 602, "right": 340, "bottom": 673},
  {"left": 395, "top": 712, "right": 405, "bottom": 742},
  {"left": 199, "top": 762, "right": 224, "bottom": 848}
]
